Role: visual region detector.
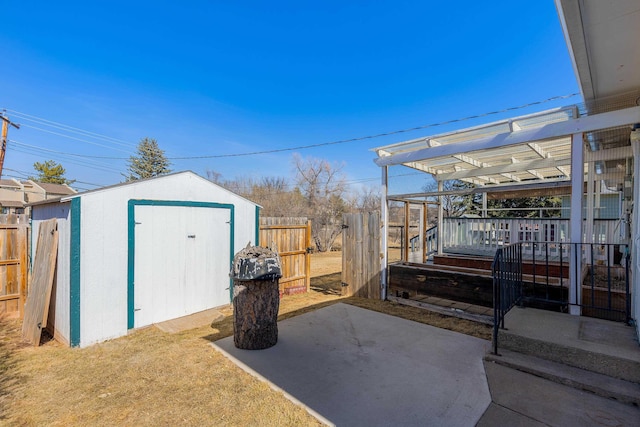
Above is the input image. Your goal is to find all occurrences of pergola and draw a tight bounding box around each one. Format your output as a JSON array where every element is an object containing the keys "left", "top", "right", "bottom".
[
  {"left": 374, "top": 100, "right": 639, "bottom": 313},
  {"left": 372, "top": 0, "right": 640, "bottom": 337}
]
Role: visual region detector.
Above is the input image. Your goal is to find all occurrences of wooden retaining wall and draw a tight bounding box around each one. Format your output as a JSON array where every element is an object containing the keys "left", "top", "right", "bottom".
[{"left": 389, "top": 262, "right": 494, "bottom": 307}]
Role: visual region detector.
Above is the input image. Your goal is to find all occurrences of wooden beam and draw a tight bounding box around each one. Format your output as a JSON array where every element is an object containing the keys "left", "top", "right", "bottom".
[
  {"left": 437, "top": 157, "right": 572, "bottom": 181},
  {"left": 21, "top": 219, "right": 59, "bottom": 346},
  {"left": 388, "top": 178, "right": 572, "bottom": 200},
  {"left": 0, "top": 294, "right": 19, "bottom": 302},
  {"left": 527, "top": 142, "right": 550, "bottom": 158},
  {"left": 486, "top": 185, "right": 572, "bottom": 199}
]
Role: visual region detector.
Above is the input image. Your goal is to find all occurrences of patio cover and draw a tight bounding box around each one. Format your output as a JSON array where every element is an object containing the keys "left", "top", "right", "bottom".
[{"left": 373, "top": 105, "right": 638, "bottom": 201}]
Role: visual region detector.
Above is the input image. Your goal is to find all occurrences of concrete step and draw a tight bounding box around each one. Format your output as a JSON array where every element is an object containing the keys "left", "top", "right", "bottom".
[
  {"left": 497, "top": 310, "right": 640, "bottom": 384},
  {"left": 485, "top": 349, "right": 640, "bottom": 407}
]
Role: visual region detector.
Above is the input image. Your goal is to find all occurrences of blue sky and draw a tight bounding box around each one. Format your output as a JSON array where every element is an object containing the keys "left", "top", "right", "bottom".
[{"left": 1, "top": 1, "right": 579, "bottom": 192}]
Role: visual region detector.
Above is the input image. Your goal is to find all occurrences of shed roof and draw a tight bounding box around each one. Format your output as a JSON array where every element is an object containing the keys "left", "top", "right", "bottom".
[{"left": 29, "top": 171, "right": 262, "bottom": 208}]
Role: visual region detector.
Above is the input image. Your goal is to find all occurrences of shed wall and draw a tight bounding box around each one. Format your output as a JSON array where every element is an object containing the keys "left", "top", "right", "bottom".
[
  {"left": 31, "top": 203, "right": 72, "bottom": 345},
  {"left": 77, "top": 173, "right": 257, "bottom": 347}
]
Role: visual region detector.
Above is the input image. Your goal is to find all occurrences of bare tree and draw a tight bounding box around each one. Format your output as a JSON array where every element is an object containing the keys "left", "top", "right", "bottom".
[
  {"left": 423, "top": 180, "right": 479, "bottom": 217},
  {"left": 346, "top": 186, "right": 381, "bottom": 213},
  {"left": 206, "top": 170, "right": 306, "bottom": 218},
  {"left": 251, "top": 177, "right": 306, "bottom": 217},
  {"left": 206, "top": 169, "right": 223, "bottom": 184},
  {"left": 293, "top": 154, "right": 346, "bottom": 252}
]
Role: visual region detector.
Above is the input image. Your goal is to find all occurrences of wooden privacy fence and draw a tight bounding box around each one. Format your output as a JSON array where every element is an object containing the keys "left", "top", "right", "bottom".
[
  {"left": 0, "top": 214, "right": 29, "bottom": 319},
  {"left": 342, "top": 212, "right": 381, "bottom": 299},
  {"left": 259, "top": 217, "right": 311, "bottom": 295}
]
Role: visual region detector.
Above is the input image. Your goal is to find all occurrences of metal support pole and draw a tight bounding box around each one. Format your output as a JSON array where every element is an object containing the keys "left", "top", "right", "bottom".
[
  {"left": 404, "top": 202, "right": 410, "bottom": 262},
  {"left": 422, "top": 202, "right": 428, "bottom": 263},
  {"left": 482, "top": 192, "right": 487, "bottom": 218},
  {"left": 437, "top": 180, "right": 444, "bottom": 255},
  {"left": 630, "top": 127, "right": 640, "bottom": 332},
  {"left": 569, "top": 133, "right": 584, "bottom": 315},
  {"left": 586, "top": 162, "right": 595, "bottom": 244},
  {"left": 380, "top": 166, "right": 389, "bottom": 300}
]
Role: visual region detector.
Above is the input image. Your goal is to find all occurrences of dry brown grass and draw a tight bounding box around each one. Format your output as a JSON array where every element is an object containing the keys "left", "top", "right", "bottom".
[
  {"left": 2, "top": 252, "right": 490, "bottom": 426},
  {"left": 309, "top": 251, "right": 342, "bottom": 277}
]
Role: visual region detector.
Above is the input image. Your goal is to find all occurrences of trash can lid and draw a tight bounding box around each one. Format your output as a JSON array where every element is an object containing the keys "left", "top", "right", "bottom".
[{"left": 230, "top": 245, "right": 282, "bottom": 281}]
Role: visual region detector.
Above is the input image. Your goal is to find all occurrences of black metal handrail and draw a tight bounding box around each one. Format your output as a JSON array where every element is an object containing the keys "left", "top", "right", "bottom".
[
  {"left": 491, "top": 241, "right": 631, "bottom": 355},
  {"left": 491, "top": 243, "right": 523, "bottom": 355}
]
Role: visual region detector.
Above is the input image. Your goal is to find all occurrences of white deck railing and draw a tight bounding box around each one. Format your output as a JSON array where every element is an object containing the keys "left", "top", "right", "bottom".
[{"left": 432, "top": 217, "right": 623, "bottom": 259}]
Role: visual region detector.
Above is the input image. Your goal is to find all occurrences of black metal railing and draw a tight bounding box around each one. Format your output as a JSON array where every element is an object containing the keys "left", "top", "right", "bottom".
[
  {"left": 571, "top": 242, "right": 630, "bottom": 323},
  {"left": 492, "top": 243, "right": 523, "bottom": 355},
  {"left": 492, "top": 241, "right": 631, "bottom": 354}
]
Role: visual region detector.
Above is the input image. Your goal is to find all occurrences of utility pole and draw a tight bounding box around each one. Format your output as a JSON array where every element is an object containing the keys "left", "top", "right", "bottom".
[{"left": 0, "top": 113, "right": 20, "bottom": 178}]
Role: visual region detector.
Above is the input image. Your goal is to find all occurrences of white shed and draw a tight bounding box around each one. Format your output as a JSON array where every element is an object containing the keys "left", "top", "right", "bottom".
[{"left": 31, "top": 171, "right": 260, "bottom": 347}]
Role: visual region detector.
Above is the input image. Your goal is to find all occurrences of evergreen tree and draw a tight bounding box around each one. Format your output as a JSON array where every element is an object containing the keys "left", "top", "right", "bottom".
[
  {"left": 30, "top": 160, "right": 74, "bottom": 185},
  {"left": 124, "top": 138, "right": 172, "bottom": 181}
]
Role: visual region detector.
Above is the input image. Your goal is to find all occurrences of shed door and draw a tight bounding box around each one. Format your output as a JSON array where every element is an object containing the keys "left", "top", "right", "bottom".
[{"left": 133, "top": 205, "right": 231, "bottom": 328}]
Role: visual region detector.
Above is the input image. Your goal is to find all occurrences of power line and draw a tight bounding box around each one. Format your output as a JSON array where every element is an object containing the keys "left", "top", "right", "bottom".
[
  {"left": 9, "top": 139, "right": 124, "bottom": 169},
  {"left": 7, "top": 144, "right": 122, "bottom": 174},
  {"left": 164, "top": 93, "right": 581, "bottom": 159},
  {"left": 2, "top": 167, "right": 105, "bottom": 187},
  {"left": 3, "top": 92, "right": 580, "bottom": 161},
  {"left": 7, "top": 145, "right": 123, "bottom": 175},
  {"left": 4, "top": 109, "right": 139, "bottom": 149},
  {"left": 18, "top": 124, "right": 132, "bottom": 153}
]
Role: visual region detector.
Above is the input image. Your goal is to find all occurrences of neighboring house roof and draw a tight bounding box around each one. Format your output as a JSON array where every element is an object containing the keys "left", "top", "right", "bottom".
[
  {"left": 0, "top": 179, "right": 20, "bottom": 188},
  {"left": 0, "top": 179, "right": 26, "bottom": 207},
  {"left": 32, "top": 182, "right": 77, "bottom": 195},
  {"left": 0, "top": 200, "right": 24, "bottom": 208},
  {"left": 0, "top": 179, "right": 77, "bottom": 208}
]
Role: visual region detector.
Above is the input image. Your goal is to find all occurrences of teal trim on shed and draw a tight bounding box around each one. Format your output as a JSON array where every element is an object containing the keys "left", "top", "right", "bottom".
[
  {"left": 69, "top": 197, "right": 81, "bottom": 347},
  {"left": 126, "top": 199, "right": 235, "bottom": 329},
  {"left": 255, "top": 206, "right": 261, "bottom": 246}
]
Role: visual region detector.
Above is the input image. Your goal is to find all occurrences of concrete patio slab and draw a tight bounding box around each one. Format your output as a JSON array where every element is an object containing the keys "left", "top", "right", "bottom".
[
  {"left": 212, "top": 303, "right": 491, "bottom": 426},
  {"left": 480, "top": 361, "right": 640, "bottom": 426}
]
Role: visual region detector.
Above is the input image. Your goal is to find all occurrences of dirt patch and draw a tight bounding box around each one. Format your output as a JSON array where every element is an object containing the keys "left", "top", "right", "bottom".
[{"left": 3, "top": 251, "right": 490, "bottom": 425}]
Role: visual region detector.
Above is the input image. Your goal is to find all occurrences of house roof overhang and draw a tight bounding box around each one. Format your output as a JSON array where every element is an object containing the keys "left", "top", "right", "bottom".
[{"left": 555, "top": 0, "right": 640, "bottom": 107}]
